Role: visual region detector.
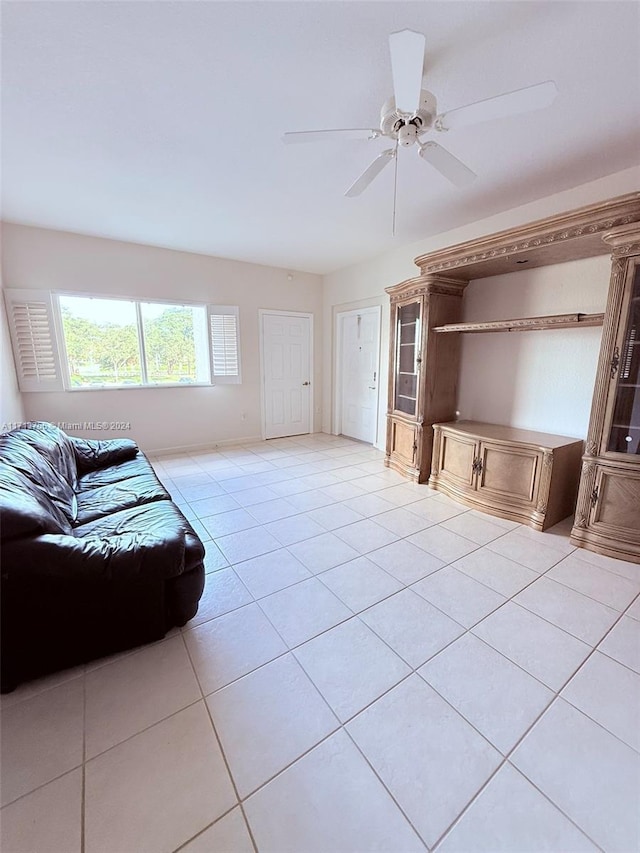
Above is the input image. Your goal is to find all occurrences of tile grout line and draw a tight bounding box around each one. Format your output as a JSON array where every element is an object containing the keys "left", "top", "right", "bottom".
[
  {"left": 170, "top": 802, "right": 243, "bottom": 853},
  {"left": 427, "top": 692, "right": 603, "bottom": 851},
  {"left": 81, "top": 671, "right": 87, "bottom": 853},
  {"left": 178, "top": 629, "right": 260, "bottom": 853},
  {"left": 428, "top": 590, "right": 640, "bottom": 850},
  {"left": 342, "top": 726, "right": 430, "bottom": 850}
]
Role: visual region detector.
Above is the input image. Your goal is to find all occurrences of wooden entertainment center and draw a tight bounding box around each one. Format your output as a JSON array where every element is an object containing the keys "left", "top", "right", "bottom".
[{"left": 384, "top": 191, "right": 640, "bottom": 562}]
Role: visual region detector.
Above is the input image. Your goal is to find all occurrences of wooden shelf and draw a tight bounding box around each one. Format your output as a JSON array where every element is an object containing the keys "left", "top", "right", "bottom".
[{"left": 433, "top": 312, "right": 605, "bottom": 334}]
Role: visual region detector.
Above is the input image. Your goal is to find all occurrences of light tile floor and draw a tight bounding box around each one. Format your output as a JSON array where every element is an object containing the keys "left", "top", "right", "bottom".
[{"left": 2, "top": 433, "right": 639, "bottom": 853}]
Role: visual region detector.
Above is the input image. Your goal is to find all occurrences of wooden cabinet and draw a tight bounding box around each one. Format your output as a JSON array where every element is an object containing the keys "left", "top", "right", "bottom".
[
  {"left": 430, "top": 421, "right": 583, "bottom": 531},
  {"left": 383, "top": 194, "right": 640, "bottom": 554},
  {"left": 571, "top": 225, "right": 640, "bottom": 562},
  {"left": 384, "top": 276, "right": 467, "bottom": 482}
]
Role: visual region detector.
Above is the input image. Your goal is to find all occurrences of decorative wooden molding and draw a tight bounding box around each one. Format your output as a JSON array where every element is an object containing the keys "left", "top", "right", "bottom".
[
  {"left": 413, "top": 192, "right": 640, "bottom": 280},
  {"left": 601, "top": 223, "right": 640, "bottom": 252},
  {"left": 583, "top": 253, "right": 631, "bottom": 455},
  {"left": 573, "top": 511, "right": 588, "bottom": 530},
  {"left": 433, "top": 312, "right": 604, "bottom": 334},
  {"left": 385, "top": 274, "right": 468, "bottom": 302}
]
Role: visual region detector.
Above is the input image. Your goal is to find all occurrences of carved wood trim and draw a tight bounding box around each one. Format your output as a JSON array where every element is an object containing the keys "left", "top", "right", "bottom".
[
  {"left": 584, "top": 254, "right": 632, "bottom": 455},
  {"left": 385, "top": 275, "right": 469, "bottom": 302},
  {"left": 601, "top": 223, "right": 640, "bottom": 252},
  {"left": 431, "top": 426, "right": 442, "bottom": 477},
  {"left": 536, "top": 451, "right": 554, "bottom": 514},
  {"left": 413, "top": 192, "right": 640, "bottom": 279}
]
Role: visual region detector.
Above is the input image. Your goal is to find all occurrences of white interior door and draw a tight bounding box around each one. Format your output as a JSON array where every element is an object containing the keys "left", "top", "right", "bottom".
[
  {"left": 261, "top": 311, "right": 312, "bottom": 439},
  {"left": 339, "top": 307, "right": 381, "bottom": 443}
]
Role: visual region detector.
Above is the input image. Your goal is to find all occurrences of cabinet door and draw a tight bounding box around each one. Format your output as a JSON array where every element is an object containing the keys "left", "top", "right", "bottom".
[
  {"left": 392, "top": 299, "right": 422, "bottom": 417},
  {"left": 389, "top": 418, "right": 417, "bottom": 468},
  {"left": 604, "top": 261, "right": 640, "bottom": 456},
  {"left": 590, "top": 465, "right": 640, "bottom": 540},
  {"left": 476, "top": 441, "right": 542, "bottom": 507},
  {"left": 438, "top": 430, "right": 477, "bottom": 489}
]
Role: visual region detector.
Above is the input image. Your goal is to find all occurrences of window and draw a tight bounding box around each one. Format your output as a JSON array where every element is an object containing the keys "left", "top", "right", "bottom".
[
  {"left": 4, "top": 290, "right": 241, "bottom": 391},
  {"left": 140, "top": 302, "right": 209, "bottom": 385},
  {"left": 59, "top": 295, "right": 143, "bottom": 387}
]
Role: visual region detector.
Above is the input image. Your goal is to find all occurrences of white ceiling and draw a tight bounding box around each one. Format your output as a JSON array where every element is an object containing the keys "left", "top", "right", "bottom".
[{"left": 2, "top": 1, "right": 639, "bottom": 275}]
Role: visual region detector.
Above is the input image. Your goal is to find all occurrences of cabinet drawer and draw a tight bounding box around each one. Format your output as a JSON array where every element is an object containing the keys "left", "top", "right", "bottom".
[{"left": 477, "top": 442, "right": 541, "bottom": 506}]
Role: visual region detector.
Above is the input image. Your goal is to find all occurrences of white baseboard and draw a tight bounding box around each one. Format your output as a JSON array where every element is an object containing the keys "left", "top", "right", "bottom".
[{"left": 145, "top": 434, "right": 264, "bottom": 456}]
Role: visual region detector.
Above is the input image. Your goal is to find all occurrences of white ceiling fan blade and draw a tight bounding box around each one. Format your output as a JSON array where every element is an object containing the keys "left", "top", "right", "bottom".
[
  {"left": 436, "top": 81, "right": 558, "bottom": 131},
  {"left": 345, "top": 149, "right": 395, "bottom": 197},
  {"left": 389, "top": 29, "right": 426, "bottom": 115},
  {"left": 418, "top": 142, "right": 477, "bottom": 187},
  {"left": 282, "top": 129, "right": 379, "bottom": 144}
]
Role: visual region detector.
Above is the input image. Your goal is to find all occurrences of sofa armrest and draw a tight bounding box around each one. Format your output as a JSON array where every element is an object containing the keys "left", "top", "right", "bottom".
[
  {"left": 1, "top": 529, "right": 185, "bottom": 583},
  {"left": 70, "top": 437, "right": 139, "bottom": 474}
]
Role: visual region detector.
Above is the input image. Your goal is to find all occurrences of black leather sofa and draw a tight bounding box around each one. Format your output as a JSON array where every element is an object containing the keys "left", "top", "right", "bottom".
[{"left": 0, "top": 421, "right": 205, "bottom": 692}]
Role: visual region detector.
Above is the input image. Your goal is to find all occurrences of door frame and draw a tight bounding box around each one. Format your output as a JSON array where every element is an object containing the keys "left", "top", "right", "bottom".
[
  {"left": 259, "top": 309, "right": 314, "bottom": 440},
  {"left": 333, "top": 305, "right": 382, "bottom": 444}
]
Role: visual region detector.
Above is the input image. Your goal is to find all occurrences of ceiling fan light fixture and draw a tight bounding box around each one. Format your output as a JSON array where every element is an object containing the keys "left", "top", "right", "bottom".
[{"left": 398, "top": 122, "right": 418, "bottom": 147}]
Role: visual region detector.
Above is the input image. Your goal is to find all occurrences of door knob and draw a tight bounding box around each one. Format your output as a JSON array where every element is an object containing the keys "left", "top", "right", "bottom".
[{"left": 302, "top": 381, "right": 311, "bottom": 386}]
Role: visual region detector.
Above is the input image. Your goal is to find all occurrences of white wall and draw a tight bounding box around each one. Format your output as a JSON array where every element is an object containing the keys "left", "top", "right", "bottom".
[
  {"left": 1, "top": 224, "right": 323, "bottom": 452},
  {"left": 323, "top": 166, "right": 640, "bottom": 448},
  {"left": 0, "top": 278, "right": 25, "bottom": 428},
  {"left": 458, "top": 256, "right": 610, "bottom": 437}
]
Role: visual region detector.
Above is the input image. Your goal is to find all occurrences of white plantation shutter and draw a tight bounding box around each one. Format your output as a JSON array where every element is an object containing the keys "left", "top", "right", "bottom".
[
  {"left": 208, "top": 305, "right": 241, "bottom": 384},
  {"left": 4, "top": 289, "right": 63, "bottom": 391}
]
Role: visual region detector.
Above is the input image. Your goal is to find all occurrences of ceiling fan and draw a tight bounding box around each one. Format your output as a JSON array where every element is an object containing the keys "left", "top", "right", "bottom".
[{"left": 283, "top": 30, "right": 557, "bottom": 211}]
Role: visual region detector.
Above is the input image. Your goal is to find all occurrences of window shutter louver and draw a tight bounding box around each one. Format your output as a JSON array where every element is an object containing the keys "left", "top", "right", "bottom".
[
  {"left": 208, "top": 306, "right": 241, "bottom": 384},
  {"left": 4, "top": 290, "right": 63, "bottom": 391}
]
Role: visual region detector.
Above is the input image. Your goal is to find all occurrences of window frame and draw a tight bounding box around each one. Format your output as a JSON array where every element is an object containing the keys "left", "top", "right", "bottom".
[{"left": 52, "top": 291, "right": 240, "bottom": 391}]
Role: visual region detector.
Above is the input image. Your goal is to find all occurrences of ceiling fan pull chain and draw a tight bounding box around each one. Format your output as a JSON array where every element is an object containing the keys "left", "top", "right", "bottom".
[{"left": 392, "top": 144, "right": 399, "bottom": 237}]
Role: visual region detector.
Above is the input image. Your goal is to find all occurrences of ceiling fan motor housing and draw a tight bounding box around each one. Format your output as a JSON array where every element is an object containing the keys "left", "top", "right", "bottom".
[{"left": 380, "top": 89, "right": 438, "bottom": 144}]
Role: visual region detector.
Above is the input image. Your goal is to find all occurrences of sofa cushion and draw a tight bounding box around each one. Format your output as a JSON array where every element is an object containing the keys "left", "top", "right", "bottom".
[
  {"left": 71, "top": 437, "right": 138, "bottom": 475},
  {"left": 0, "top": 463, "right": 73, "bottom": 538},
  {"left": 0, "top": 424, "right": 78, "bottom": 524},
  {"left": 1, "top": 527, "right": 187, "bottom": 583},
  {"left": 74, "top": 473, "right": 170, "bottom": 524},
  {"left": 74, "top": 501, "right": 205, "bottom": 571},
  {"left": 76, "top": 455, "right": 161, "bottom": 490},
  {"left": 7, "top": 422, "right": 79, "bottom": 489}
]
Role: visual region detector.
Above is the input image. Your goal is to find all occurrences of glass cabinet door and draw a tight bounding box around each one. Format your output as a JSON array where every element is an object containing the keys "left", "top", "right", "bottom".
[
  {"left": 607, "top": 264, "right": 640, "bottom": 454},
  {"left": 394, "top": 300, "right": 421, "bottom": 417}
]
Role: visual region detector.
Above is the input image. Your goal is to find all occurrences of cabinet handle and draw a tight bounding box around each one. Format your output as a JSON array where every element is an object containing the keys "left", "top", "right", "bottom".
[
  {"left": 590, "top": 486, "right": 599, "bottom": 506},
  {"left": 610, "top": 347, "right": 620, "bottom": 379},
  {"left": 472, "top": 457, "right": 484, "bottom": 474}
]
